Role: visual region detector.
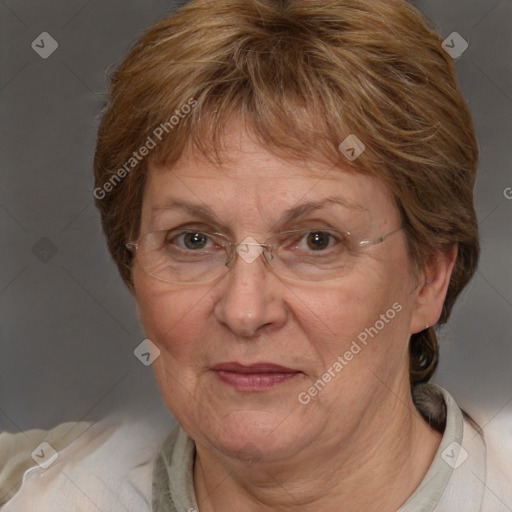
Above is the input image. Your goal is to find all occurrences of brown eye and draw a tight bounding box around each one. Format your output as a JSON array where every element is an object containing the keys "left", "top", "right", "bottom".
[{"left": 306, "top": 231, "right": 331, "bottom": 251}]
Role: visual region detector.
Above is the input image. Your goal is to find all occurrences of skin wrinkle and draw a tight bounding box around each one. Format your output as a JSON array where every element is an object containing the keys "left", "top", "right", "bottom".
[
  {"left": 149, "top": 195, "right": 368, "bottom": 237},
  {"left": 133, "top": 124, "right": 455, "bottom": 512},
  {"left": 87, "top": 2, "right": 482, "bottom": 508},
  {"left": 94, "top": 0, "right": 480, "bottom": 388}
]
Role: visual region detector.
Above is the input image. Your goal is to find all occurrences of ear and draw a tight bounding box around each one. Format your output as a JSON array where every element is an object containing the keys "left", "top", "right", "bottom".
[{"left": 409, "top": 245, "right": 457, "bottom": 334}]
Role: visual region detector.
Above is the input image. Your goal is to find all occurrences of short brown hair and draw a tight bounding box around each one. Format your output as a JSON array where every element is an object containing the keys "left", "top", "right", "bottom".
[{"left": 93, "top": 0, "right": 479, "bottom": 386}]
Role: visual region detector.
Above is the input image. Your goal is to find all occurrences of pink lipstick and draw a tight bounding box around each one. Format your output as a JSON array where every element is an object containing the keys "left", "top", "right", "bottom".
[{"left": 211, "top": 362, "right": 301, "bottom": 391}]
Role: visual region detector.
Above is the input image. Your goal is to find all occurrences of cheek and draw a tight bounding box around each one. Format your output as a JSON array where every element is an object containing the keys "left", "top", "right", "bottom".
[
  {"left": 133, "top": 266, "right": 209, "bottom": 355},
  {"left": 297, "top": 275, "right": 403, "bottom": 340},
  {"left": 295, "top": 264, "right": 412, "bottom": 374}
]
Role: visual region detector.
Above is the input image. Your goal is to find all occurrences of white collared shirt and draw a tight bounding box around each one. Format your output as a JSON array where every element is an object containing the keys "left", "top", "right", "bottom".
[{"left": 2, "top": 384, "right": 511, "bottom": 511}]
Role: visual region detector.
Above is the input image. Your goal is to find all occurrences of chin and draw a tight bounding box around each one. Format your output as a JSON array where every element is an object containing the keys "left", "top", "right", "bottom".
[{"left": 201, "top": 410, "right": 310, "bottom": 463}]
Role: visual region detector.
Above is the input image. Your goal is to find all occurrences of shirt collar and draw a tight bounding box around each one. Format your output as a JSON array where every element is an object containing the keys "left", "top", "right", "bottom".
[{"left": 152, "top": 383, "right": 486, "bottom": 512}]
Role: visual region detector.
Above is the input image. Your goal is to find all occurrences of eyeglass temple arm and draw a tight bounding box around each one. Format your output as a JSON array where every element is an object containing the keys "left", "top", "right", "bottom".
[{"left": 358, "top": 226, "right": 403, "bottom": 247}]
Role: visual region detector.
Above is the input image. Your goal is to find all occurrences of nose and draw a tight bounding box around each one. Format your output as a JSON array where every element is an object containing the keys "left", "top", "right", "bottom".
[{"left": 213, "top": 243, "right": 287, "bottom": 338}]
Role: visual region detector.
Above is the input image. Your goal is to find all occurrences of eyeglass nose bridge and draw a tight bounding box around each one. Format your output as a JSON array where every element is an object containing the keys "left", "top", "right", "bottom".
[{"left": 224, "top": 239, "right": 274, "bottom": 269}]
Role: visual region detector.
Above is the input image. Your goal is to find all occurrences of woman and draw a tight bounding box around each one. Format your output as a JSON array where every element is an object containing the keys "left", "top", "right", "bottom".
[{"left": 3, "top": 0, "right": 511, "bottom": 510}]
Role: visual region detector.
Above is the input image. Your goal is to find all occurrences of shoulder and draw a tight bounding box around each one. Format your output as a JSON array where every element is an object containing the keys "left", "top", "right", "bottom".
[
  {"left": 0, "top": 421, "right": 92, "bottom": 506},
  {"left": 401, "top": 383, "right": 512, "bottom": 511},
  {"left": 433, "top": 385, "right": 512, "bottom": 511},
  {"left": 1, "top": 407, "right": 176, "bottom": 512},
  {"left": 478, "top": 402, "right": 512, "bottom": 510}
]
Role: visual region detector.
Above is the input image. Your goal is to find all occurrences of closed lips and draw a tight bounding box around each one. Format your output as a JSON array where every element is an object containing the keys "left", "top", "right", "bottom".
[{"left": 211, "top": 362, "right": 300, "bottom": 373}]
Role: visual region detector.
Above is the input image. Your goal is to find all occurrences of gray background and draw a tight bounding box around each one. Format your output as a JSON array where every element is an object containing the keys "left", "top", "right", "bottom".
[{"left": 0, "top": 0, "right": 511, "bottom": 436}]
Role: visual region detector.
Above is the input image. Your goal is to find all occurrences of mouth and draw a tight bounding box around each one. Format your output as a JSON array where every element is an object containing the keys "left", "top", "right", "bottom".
[{"left": 210, "top": 362, "right": 302, "bottom": 391}]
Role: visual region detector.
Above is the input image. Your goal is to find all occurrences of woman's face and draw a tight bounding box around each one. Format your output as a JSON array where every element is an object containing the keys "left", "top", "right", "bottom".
[{"left": 133, "top": 124, "right": 435, "bottom": 464}]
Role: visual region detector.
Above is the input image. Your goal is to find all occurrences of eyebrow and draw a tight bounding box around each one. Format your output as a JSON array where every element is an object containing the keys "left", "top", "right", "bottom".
[
  {"left": 152, "top": 195, "right": 367, "bottom": 229},
  {"left": 275, "top": 196, "right": 367, "bottom": 228}
]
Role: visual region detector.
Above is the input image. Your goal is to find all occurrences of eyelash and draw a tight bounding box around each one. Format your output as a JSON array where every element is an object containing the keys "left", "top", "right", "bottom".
[{"left": 165, "top": 229, "right": 344, "bottom": 253}]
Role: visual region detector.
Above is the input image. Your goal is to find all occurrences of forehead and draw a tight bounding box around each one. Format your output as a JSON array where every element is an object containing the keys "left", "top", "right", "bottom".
[
  {"left": 142, "top": 122, "right": 398, "bottom": 227},
  {"left": 160, "top": 123, "right": 337, "bottom": 179}
]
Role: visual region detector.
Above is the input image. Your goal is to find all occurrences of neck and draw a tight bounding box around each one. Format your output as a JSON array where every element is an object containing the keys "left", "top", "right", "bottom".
[{"left": 193, "top": 388, "right": 442, "bottom": 512}]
